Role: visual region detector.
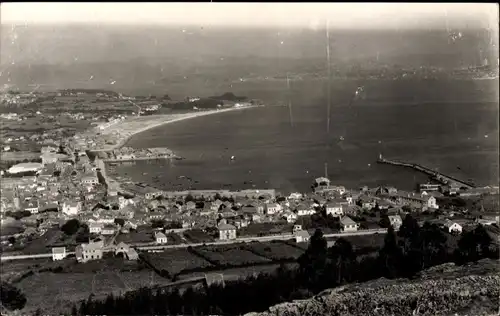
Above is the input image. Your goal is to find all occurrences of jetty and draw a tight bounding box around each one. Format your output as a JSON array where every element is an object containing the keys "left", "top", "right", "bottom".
[{"left": 377, "top": 156, "right": 476, "bottom": 189}]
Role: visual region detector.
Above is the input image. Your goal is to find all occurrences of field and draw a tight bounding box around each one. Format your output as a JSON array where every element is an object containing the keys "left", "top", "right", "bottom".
[
  {"left": 141, "top": 248, "right": 214, "bottom": 277},
  {"left": 238, "top": 222, "right": 293, "bottom": 237},
  {"left": 244, "top": 240, "right": 306, "bottom": 261},
  {"left": 191, "top": 244, "right": 272, "bottom": 266},
  {"left": 0, "top": 151, "right": 41, "bottom": 162},
  {"left": 183, "top": 229, "right": 214, "bottom": 243}
]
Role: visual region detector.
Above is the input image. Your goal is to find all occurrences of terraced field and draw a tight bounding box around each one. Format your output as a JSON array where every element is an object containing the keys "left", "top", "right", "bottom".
[
  {"left": 141, "top": 248, "right": 214, "bottom": 277},
  {"left": 193, "top": 244, "right": 272, "bottom": 266},
  {"left": 244, "top": 241, "right": 306, "bottom": 261}
]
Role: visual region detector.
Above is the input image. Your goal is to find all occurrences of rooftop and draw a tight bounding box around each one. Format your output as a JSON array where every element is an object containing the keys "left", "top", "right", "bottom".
[{"left": 340, "top": 216, "right": 357, "bottom": 226}]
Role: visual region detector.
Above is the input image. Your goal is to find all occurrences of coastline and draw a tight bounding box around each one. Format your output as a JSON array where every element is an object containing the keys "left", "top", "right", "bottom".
[{"left": 91, "top": 105, "right": 263, "bottom": 153}]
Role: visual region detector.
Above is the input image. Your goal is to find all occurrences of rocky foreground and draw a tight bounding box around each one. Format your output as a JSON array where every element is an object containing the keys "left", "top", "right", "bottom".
[{"left": 245, "top": 259, "right": 500, "bottom": 316}]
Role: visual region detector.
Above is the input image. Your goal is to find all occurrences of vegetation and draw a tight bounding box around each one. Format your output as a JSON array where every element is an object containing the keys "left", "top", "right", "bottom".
[
  {"left": 5, "top": 210, "right": 32, "bottom": 220},
  {"left": 0, "top": 281, "right": 27, "bottom": 311},
  {"left": 73, "top": 216, "right": 499, "bottom": 315},
  {"left": 61, "top": 219, "right": 81, "bottom": 236}
]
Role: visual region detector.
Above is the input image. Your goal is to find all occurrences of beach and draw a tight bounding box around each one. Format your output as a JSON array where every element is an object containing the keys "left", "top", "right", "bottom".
[{"left": 91, "top": 105, "right": 262, "bottom": 152}]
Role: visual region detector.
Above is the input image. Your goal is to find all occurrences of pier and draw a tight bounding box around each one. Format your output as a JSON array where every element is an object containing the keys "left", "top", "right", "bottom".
[{"left": 377, "top": 157, "right": 475, "bottom": 189}]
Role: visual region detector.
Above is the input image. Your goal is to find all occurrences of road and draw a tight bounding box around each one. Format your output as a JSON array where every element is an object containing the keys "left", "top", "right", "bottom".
[{"left": 0, "top": 229, "right": 387, "bottom": 261}]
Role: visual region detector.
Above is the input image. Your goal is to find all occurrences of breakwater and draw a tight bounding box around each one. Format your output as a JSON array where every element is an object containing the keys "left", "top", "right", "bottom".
[{"left": 377, "top": 157, "right": 475, "bottom": 188}]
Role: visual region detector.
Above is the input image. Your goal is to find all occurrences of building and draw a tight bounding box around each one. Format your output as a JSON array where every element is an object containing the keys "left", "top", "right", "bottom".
[
  {"left": 340, "top": 216, "right": 359, "bottom": 233},
  {"left": 326, "top": 202, "right": 344, "bottom": 217},
  {"left": 295, "top": 230, "right": 310, "bottom": 243},
  {"left": 89, "top": 222, "right": 103, "bottom": 234},
  {"left": 114, "top": 242, "right": 139, "bottom": 260},
  {"left": 75, "top": 240, "right": 104, "bottom": 263},
  {"left": 388, "top": 215, "right": 403, "bottom": 230},
  {"left": 358, "top": 195, "right": 376, "bottom": 210},
  {"left": 443, "top": 220, "right": 463, "bottom": 234},
  {"left": 283, "top": 212, "right": 298, "bottom": 223},
  {"left": 218, "top": 223, "right": 237, "bottom": 240},
  {"left": 82, "top": 172, "right": 99, "bottom": 185},
  {"left": 296, "top": 204, "right": 316, "bottom": 216},
  {"left": 265, "top": 203, "right": 281, "bottom": 215},
  {"left": 155, "top": 232, "right": 168, "bottom": 244},
  {"left": 288, "top": 192, "right": 303, "bottom": 200},
  {"left": 423, "top": 195, "right": 439, "bottom": 210},
  {"left": 101, "top": 224, "right": 116, "bottom": 236},
  {"left": 52, "top": 247, "right": 67, "bottom": 261},
  {"left": 7, "top": 162, "right": 43, "bottom": 174},
  {"left": 21, "top": 200, "right": 39, "bottom": 214},
  {"left": 62, "top": 201, "right": 82, "bottom": 216}
]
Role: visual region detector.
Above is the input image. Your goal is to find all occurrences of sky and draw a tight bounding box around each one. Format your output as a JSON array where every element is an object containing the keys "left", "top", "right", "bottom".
[{"left": 1, "top": 3, "right": 498, "bottom": 29}]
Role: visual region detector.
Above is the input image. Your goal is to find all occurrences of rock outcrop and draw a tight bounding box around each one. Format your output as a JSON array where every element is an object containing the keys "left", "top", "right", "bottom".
[{"left": 245, "top": 259, "right": 499, "bottom": 316}]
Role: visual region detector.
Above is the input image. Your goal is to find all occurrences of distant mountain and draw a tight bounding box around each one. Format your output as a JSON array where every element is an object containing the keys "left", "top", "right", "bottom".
[{"left": 0, "top": 25, "right": 496, "bottom": 95}]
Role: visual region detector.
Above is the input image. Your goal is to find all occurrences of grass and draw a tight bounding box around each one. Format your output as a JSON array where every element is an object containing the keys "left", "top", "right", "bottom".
[
  {"left": 183, "top": 229, "right": 214, "bottom": 243},
  {"left": 192, "top": 244, "right": 272, "bottom": 266},
  {"left": 238, "top": 222, "right": 293, "bottom": 237},
  {"left": 141, "top": 248, "right": 214, "bottom": 277},
  {"left": 244, "top": 240, "right": 306, "bottom": 261}
]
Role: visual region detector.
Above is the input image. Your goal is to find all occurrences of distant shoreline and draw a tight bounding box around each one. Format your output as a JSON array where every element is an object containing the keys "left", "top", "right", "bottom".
[{"left": 92, "top": 105, "right": 263, "bottom": 153}]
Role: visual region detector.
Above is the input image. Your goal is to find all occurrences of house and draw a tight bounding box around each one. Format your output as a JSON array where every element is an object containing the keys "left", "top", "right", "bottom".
[
  {"left": 375, "top": 186, "right": 398, "bottom": 196},
  {"left": 114, "top": 242, "right": 138, "bottom": 260},
  {"left": 288, "top": 192, "right": 303, "bottom": 200},
  {"left": 75, "top": 240, "right": 104, "bottom": 263},
  {"left": 293, "top": 224, "right": 303, "bottom": 233},
  {"left": 218, "top": 223, "right": 237, "bottom": 240},
  {"left": 296, "top": 203, "right": 316, "bottom": 216},
  {"left": 155, "top": 231, "right": 168, "bottom": 244},
  {"left": 101, "top": 224, "right": 116, "bottom": 236},
  {"left": 283, "top": 212, "right": 298, "bottom": 223},
  {"left": 265, "top": 203, "right": 282, "bottom": 215},
  {"left": 326, "top": 202, "right": 344, "bottom": 217},
  {"left": 185, "top": 201, "right": 197, "bottom": 210},
  {"left": 89, "top": 222, "right": 104, "bottom": 234},
  {"left": 388, "top": 215, "right": 403, "bottom": 230},
  {"left": 211, "top": 200, "right": 223, "bottom": 211},
  {"left": 52, "top": 247, "right": 66, "bottom": 261},
  {"left": 21, "top": 200, "right": 39, "bottom": 214},
  {"left": 62, "top": 201, "right": 82, "bottom": 216},
  {"left": 81, "top": 172, "right": 99, "bottom": 185},
  {"left": 443, "top": 220, "right": 463, "bottom": 234},
  {"left": 423, "top": 195, "right": 439, "bottom": 209},
  {"left": 358, "top": 195, "right": 376, "bottom": 210},
  {"left": 294, "top": 230, "right": 310, "bottom": 243},
  {"left": 340, "top": 216, "right": 359, "bottom": 233}
]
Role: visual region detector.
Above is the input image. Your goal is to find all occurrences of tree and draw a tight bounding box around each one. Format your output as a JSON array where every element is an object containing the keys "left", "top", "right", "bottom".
[
  {"left": 61, "top": 219, "right": 81, "bottom": 235},
  {"left": 114, "top": 218, "right": 125, "bottom": 227},
  {"left": 327, "top": 238, "right": 355, "bottom": 285},
  {"left": 455, "top": 225, "right": 494, "bottom": 264},
  {"left": 418, "top": 222, "right": 448, "bottom": 269},
  {"left": 379, "top": 215, "right": 391, "bottom": 228},
  {"left": 297, "top": 229, "right": 328, "bottom": 290},
  {"left": 378, "top": 225, "right": 403, "bottom": 278},
  {"left": 185, "top": 194, "right": 194, "bottom": 203},
  {"left": 0, "top": 282, "right": 27, "bottom": 311}
]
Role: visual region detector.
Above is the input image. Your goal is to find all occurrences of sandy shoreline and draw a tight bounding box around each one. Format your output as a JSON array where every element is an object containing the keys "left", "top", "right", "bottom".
[{"left": 92, "top": 105, "right": 262, "bottom": 152}]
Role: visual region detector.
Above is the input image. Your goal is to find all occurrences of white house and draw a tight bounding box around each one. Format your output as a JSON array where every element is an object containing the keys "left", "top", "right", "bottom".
[
  {"left": 155, "top": 232, "right": 168, "bottom": 244},
  {"left": 340, "top": 216, "right": 359, "bottom": 233},
  {"left": 265, "top": 203, "right": 282, "bottom": 215},
  {"left": 293, "top": 224, "right": 303, "bottom": 233},
  {"left": 218, "top": 223, "right": 237, "bottom": 240},
  {"left": 52, "top": 247, "right": 66, "bottom": 261},
  {"left": 388, "top": 215, "right": 403, "bottom": 230},
  {"left": 288, "top": 192, "right": 303, "bottom": 200},
  {"left": 89, "top": 222, "right": 104, "bottom": 234},
  {"left": 295, "top": 230, "right": 310, "bottom": 243},
  {"left": 326, "top": 202, "right": 344, "bottom": 217},
  {"left": 81, "top": 173, "right": 99, "bottom": 185},
  {"left": 424, "top": 196, "right": 439, "bottom": 209},
  {"left": 444, "top": 220, "right": 462, "bottom": 234},
  {"left": 296, "top": 204, "right": 316, "bottom": 216},
  {"left": 62, "top": 201, "right": 82, "bottom": 216},
  {"left": 283, "top": 212, "right": 298, "bottom": 223}
]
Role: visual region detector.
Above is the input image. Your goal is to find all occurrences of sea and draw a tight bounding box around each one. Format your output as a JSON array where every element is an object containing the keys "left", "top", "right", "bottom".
[{"left": 113, "top": 78, "right": 499, "bottom": 194}]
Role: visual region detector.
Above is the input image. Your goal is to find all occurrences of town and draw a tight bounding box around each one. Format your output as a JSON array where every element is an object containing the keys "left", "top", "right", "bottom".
[{"left": 1, "top": 88, "right": 499, "bottom": 314}]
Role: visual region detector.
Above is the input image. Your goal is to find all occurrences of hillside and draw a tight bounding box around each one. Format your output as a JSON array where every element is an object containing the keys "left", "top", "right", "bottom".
[{"left": 245, "top": 259, "right": 500, "bottom": 316}]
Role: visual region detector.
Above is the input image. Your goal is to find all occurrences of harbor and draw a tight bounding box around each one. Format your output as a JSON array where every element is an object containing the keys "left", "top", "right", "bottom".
[{"left": 376, "top": 155, "right": 476, "bottom": 189}]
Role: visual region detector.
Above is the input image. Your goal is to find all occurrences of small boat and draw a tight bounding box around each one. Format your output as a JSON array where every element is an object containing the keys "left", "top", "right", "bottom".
[
  {"left": 339, "top": 136, "right": 345, "bottom": 141},
  {"left": 230, "top": 156, "right": 235, "bottom": 160}
]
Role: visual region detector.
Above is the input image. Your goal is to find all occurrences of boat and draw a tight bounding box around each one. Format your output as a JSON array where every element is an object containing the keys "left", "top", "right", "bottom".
[
  {"left": 230, "top": 156, "right": 235, "bottom": 160},
  {"left": 339, "top": 136, "right": 345, "bottom": 141}
]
